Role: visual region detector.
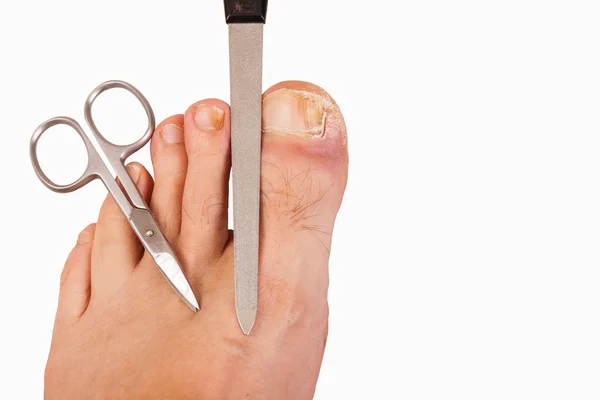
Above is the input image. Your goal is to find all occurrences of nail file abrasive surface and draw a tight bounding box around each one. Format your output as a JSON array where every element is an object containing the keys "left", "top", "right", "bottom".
[{"left": 224, "top": 0, "right": 268, "bottom": 335}]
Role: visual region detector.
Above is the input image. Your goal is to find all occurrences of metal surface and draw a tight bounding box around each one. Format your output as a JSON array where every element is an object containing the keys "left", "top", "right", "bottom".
[
  {"left": 228, "top": 23, "right": 264, "bottom": 334},
  {"left": 30, "top": 80, "right": 199, "bottom": 312}
]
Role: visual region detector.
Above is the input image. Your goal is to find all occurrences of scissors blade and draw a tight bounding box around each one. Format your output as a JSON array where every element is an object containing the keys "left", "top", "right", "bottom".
[
  {"left": 154, "top": 253, "right": 200, "bottom": 312},
  {"left": 228, "top": 23, "right": 264, "bottom": 335},
  {"left": 129, "top": 208, "right": 199, "bottom": 312}
]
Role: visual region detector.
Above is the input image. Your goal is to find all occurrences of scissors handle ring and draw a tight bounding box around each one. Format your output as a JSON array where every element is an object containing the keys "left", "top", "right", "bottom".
[
  {"left": 29, "top": 117, "right": 99, "bottom": 193},
  {"left": 84, "top": 80, "right": 156, "bottom": 161}
]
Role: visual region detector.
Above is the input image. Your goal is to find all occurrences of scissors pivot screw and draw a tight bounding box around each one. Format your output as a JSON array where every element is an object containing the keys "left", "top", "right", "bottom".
[{"left": 145, "top": 229, "right": 155, "bottom": 238}]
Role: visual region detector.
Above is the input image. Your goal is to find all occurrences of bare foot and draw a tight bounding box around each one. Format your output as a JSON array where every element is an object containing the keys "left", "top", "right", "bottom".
[{"left": 45, "top": 81, "right": 348, "bottom": 399}]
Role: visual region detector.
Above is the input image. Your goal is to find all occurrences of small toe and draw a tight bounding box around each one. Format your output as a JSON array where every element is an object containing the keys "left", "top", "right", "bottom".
[
  {"left": 56, "top": 224, "right": 95, "bottom": 321},
  {"left": 179, "top": 99, "right": 232, "bottom": 274},
  {"left": 150, "top": 115, "right": 187, "bottom": 239},
  {"left": 90, "top": 163, "right": 154, "bottom": 300}
]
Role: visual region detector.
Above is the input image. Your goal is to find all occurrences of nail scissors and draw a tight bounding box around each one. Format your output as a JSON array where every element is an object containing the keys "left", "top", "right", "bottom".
[{"left": 29, "top": 80, "right": 199, "bottom": 312}]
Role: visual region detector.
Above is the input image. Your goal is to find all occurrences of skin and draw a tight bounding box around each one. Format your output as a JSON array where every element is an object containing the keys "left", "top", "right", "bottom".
[{"left": 45, "top": 81, "right": 348, "bottom": 399}]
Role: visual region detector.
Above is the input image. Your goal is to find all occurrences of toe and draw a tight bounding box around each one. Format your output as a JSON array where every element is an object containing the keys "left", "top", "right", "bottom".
[
  {"left": 260, "top": 81, "right": 348, "bottom": 242},
  {"left": 150, "top": 115, "right": 187, "bottom": 239},
  {"left": 179, "top": 99, "right": 231, "bottom": 274},
  {"left": 237, "top": 82, "right": 347, "bottom": 322},
  {"left": 91, "top": 163, "right": 154, "bottom": 300},
  {"left": 56, "top": 224, "right": 95, "bottom": 321},
  {"left": 255, "top": 81, "right": 347, "bottom": 339}
]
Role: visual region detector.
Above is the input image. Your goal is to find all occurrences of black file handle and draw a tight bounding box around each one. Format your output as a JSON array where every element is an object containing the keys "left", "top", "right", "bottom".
[{"left": 224, "top": 0, "right": 268, "bottom": 24}]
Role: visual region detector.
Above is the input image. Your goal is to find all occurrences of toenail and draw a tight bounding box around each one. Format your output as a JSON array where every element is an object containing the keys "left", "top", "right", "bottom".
[
  {"left": 262, "top": 88, "right": 327, "bottom": 138},
  {"left": 77, "top": 230, "right": 93, "bottom": 245},
  {"left": 161, "top": 124, "right": 184, "bottom": 144},
  {"left": 127, "top": 164, "right": 142, "bottom": 184},
  {"left": 194, "top": 104, "right": 225, "bottom": 131}
]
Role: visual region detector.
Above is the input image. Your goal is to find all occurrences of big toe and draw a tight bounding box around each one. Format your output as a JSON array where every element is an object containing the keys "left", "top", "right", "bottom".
[
  {"left": 258, "top": 81, "right": 348, "bottom": 396},
  {"left": 259, "top": 81, "right": 348, "bottom": 309},
  {"left": 261, "top": 81, "right": 348, "bottom": 219}
]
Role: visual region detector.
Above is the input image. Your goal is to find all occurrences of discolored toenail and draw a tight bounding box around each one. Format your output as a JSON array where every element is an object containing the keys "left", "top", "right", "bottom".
[
  {"left": 161, "top": 124, "right": 184, "bottom": 144},
  {"left": 194, "top": 104, "right": 225, "bottom": 131},
  {"left": 262, "top": 88, "right": 327, "bottom": 137}
]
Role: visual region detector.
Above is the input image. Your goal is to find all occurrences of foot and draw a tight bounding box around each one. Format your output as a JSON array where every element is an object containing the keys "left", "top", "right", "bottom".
[{"left": 45, "top": 81, "right": 348, "bottom": 399}]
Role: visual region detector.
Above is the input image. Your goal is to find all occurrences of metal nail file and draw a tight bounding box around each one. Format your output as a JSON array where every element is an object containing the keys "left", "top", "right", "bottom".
[{"left": 224, "top": 0, "right": 268, "bottom": 335}]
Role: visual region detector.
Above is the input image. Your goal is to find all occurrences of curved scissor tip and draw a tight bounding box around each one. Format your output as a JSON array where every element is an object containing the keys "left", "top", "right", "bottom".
[
  {"left": 173, "top": 277, "right": 199, "bottom": 313},
  {"left": 182, "top": 291, "right": 200, "bottom": 313},
  {"left": 153, "top": 252, "right": 199, "bottom": 313}
]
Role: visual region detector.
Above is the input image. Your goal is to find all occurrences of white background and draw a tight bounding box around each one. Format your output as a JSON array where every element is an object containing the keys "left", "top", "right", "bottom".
[{"left": 1, "top": 0, "right": 600, "bottom": 398}]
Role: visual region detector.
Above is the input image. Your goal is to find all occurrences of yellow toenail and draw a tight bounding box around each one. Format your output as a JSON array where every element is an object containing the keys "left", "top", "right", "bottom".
[
  {"left": 194, "top": 104, "right": 225, "bottom": 131},
  {"left": 162, "top": 124, "right": 184, "bottom": 144},
  {"left": 262, "top": 89, "right": 327, "bottom": 138}
]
